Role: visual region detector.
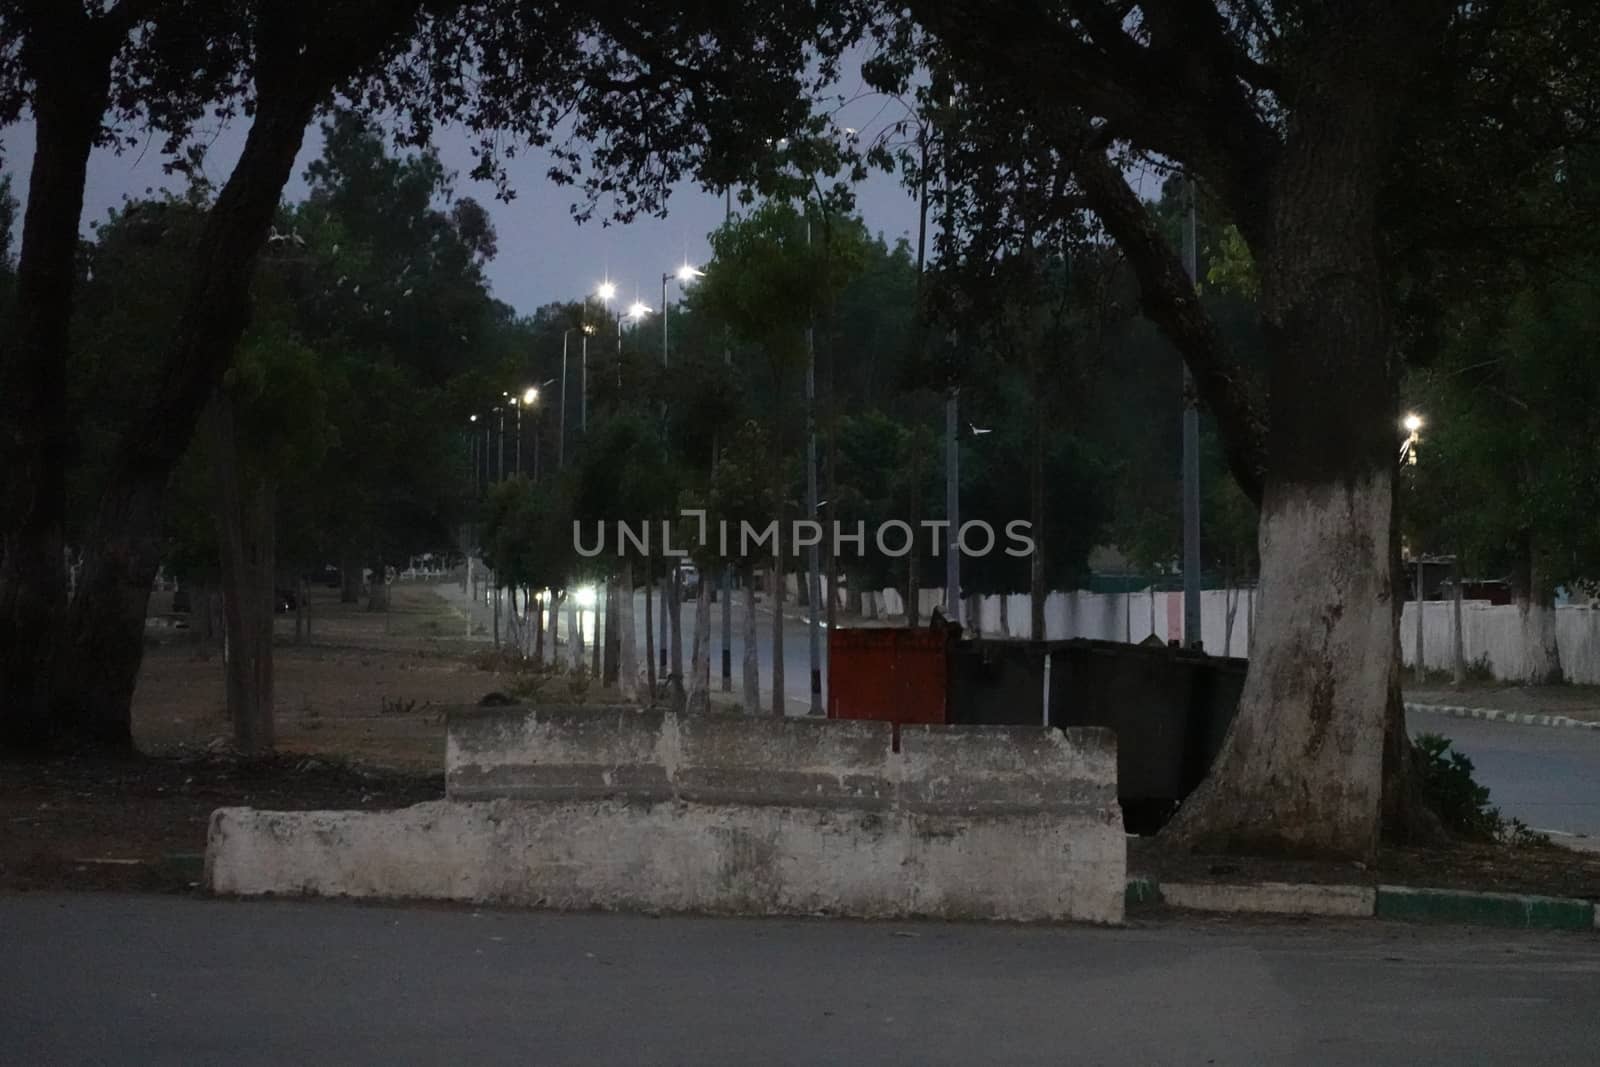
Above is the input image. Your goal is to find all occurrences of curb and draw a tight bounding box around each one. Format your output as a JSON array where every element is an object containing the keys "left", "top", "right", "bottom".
[
  {"left": 1405, "top": 701, "right": 1600, "bottom": 732},
  {"left": 1128, "top": 877, "right": 1597, "bottom": 931}
]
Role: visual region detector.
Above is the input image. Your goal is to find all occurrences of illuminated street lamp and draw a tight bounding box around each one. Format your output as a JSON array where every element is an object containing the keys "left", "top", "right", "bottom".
[
  {"left": 1401, "top": 412, "right": 1424, "bottom": 466},
  {"left": 661, "top": 263, "right": 702, "bottom": 367}
]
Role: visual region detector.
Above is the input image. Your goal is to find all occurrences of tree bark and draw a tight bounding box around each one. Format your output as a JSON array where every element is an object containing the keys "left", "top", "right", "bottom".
[
  {"left": 742, "top": 571, "right": 761, "bottom": 714},
  {"left": 619, "top": 563, "right": 637, "bottom": 701},
  {"left": 667, "top": 567, "right": 685, "bottom": 711},
  {"left": 770, "top": 564, "right": 786, "bottom": 718},
  {"left": 688, "top": 579, "right": 712, "bottom": 713},
  {"left": 604, "top": 577, "right": 621, "bottom": 686},
  {"left": 46, "top": 70, "right": 323, "bottom": 749},
  {"left": 1163, "top": 85, "right": 1398, "bottom": 858},
  {"left": 0, "top": 8, "right": 115, "bottom": 749},
  {"left": 644, "top": 570, "right": 657, "bottom": 700},
  {"left": 210, "top": 399, "right": 276, "bottom": 755}
]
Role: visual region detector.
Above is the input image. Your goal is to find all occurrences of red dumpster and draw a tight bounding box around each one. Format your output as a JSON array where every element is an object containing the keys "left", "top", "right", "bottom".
[{"left": 827, "top": 627, "right": 948, "bottom": 727}]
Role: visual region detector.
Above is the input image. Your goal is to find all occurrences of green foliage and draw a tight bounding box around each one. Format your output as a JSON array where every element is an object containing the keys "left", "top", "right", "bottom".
[
  {"left": 1412, "top": 733, "right": 1499, "bottom": 840},
  {"left": 1411, "top": 733, "right": 1549, "bottom": 846},
  {"left": 1403, "top": 251, "right": 1600, "bottom": 589},
  {"left": 696, "top": 200, "right": 870, "bottom": 372}
]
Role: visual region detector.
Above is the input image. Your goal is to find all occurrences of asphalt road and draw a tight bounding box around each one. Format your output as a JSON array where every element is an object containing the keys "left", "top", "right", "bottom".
[
  {"left": 1410, "top": 712, "right": 1600, "bottom": 843},
  {"left": 6, "top": 894, "right": 1599, "bottom": 1066}
]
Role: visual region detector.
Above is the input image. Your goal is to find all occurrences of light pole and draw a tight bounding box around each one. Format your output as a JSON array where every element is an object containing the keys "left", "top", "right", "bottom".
[
  {"left": 468, "top": 414, "right": 480, "bottom": 496},
  {"left": 661, "top": 263, "right": 702, "bottom": 368},
  {"left": 531, "top": 385, "right": 550, "bottom": 483},
  {"left": 496, "top": 397, "right": 507, "bottom": 482},
  {"left": 1182, "top": 177, "right": 1202, "bottom": 650},
  {"left": 512, "top": 394, "right": 524, "bottom": 477},
  {"left": 560, "top": 328, "right": 574, "bottom": 469}
]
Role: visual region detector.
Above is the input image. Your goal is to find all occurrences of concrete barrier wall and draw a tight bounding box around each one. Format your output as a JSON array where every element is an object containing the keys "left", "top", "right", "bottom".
[{"left": 208, "top": 709, "right": 1124, "bottom": 923}]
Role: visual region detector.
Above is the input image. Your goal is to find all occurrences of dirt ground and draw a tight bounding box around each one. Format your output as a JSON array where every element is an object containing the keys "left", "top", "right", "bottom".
[{"left": 2, "top": 583, "right": 541, "bottom": 892}]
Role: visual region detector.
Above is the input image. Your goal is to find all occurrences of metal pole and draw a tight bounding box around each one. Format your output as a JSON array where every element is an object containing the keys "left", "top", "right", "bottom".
[
  {"left": 662, "top": 273, "right": 670, "bottom": 368},
  {"left": 803, "top": 217, "right": 823, "bottom": 715},
  {"left": 533, "top": 407, "right": 541, "bottom": 483},
  {"left": 1415, "top": 558, "right": 1426, "bottom": 681},
  {"left": 1182, "top": 176, "right": 1202, "bottom": 649},
  {"left": 721, "top": 185, "right": 734, "bottom": 693},
  {"left": 581, "top": 333, "right": 588, "bottom": 433},
  {"left": 515, "top": 403, "right": 522, "bottom": 477},
  {"left": 559, "top": 330, "right": 569, "bottom": 470},
  {"left": 945, "top": 387, "right": 960, "bottom": 625},
  {"left": 497, "top": 409, "right": 505, "bottom": 482}
]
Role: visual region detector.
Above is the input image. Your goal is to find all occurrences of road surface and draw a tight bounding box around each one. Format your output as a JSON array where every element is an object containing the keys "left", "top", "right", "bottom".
[
  {"left": 1410, "top": 711, "right": 1600, "bottom": 843},
  {"left": 5, "top": 894, "right": 1598, "bottom": 1066}
]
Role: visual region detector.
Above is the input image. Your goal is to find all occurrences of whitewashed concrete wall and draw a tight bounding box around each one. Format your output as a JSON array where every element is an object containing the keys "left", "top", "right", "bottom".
[
  {"left": 1399, "top": 600, "right": 1600, "bottom": 684},
  {"left": 872, "top": 586, "right": 1257, "bottom": 657}
]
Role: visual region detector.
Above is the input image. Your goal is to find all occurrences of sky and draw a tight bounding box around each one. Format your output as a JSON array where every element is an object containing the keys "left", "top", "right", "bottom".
[{"left": 0, "top": 70, "right": 924, "bottom": 318}]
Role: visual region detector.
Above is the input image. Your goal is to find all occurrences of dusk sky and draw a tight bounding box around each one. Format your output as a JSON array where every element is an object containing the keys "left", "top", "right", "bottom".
[{"left": 1, "top": 72, "right": 929, "bottom": 318}]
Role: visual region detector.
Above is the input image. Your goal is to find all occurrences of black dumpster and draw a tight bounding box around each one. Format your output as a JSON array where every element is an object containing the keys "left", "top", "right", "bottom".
[
  {"left": 946, "top": 640, "right": 1047, "bottom": 726},
  {"left": 1048, "top": 639, "right": 1246, "bottom": 833}
]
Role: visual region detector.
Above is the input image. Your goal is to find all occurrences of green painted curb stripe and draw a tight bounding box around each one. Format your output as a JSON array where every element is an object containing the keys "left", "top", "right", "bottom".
[{"left": 1375, "top": 885, "right": 1595, "bottom": 930}]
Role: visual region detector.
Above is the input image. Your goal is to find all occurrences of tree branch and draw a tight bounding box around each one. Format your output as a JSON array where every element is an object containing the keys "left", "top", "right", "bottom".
[{"left": 1073, "top": 141, "right": 1267, "bottom": 505}]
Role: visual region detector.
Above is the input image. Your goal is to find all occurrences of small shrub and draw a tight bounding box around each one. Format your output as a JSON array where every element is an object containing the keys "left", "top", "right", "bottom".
[
  {"left": 1413, "top": 733, "right": 1550, "bottom": 846},
  {"left": 1413, "top": 733, "right": 1499, "bottom": 839}
]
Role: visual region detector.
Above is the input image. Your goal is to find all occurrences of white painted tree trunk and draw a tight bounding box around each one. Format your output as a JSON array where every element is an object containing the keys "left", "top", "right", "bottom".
[
  {"left": 1165, "top": 475, "right": 1393, "bottom": 858},
  {"left": 1516, "top": 594, "right": 1563, "bottom": 685}
]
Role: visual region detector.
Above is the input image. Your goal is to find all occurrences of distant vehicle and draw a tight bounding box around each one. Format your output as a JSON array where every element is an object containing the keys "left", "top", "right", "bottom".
[
  {"left": 310, "top": 564, "right": 341, "bottom": 589},
  {"left": 680, "top": 563, "right": 700, "bottom": 598}
]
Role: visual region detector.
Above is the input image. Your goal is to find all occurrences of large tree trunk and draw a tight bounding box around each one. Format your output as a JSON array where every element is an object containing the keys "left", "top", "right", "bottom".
[
  {"left": 1164, "top": 109, "right": 1397, "bottom": 859},
  {"left": 0, "top": 13, "right": 114, "bottom": 750},
  {"left": 1511, "top": 531, "right": 1562, "bottom": 684},
  {"left": 46, "top": 80, "right": 321, "bottom": 750},
  {"left": 211, "top": 399, "right": 277, "bottom": 755}
]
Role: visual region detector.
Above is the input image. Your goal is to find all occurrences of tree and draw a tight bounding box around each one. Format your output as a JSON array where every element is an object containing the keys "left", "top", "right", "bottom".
[
  {"left": 2, "top": 0, "right": 863, "bottom": 750},
  {"left": 1406, "top": 254, "right": 1600, "bottom": 683},
  {"left": 869, "top": 0, "right": 1600, "bottom": 856}
]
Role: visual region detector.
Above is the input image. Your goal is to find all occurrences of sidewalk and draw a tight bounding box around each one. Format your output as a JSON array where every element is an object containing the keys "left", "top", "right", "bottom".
[{"left": 1406, "top": 683, "right": 1600, "bottom": 725}]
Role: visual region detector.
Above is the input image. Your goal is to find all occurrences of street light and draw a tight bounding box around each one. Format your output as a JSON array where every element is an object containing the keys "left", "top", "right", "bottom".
[
  {"left": 662, "top": 263, "right": 702, "bottom": 368},
  {"left": 1401, "top": 412, "right": 1424, "bottom": 466},
  {"left": 523, "top": 386, "right": 539, "bottom": 406},
  {"left": 626, "top": 300, "right": 652, "bottom": 321}
]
